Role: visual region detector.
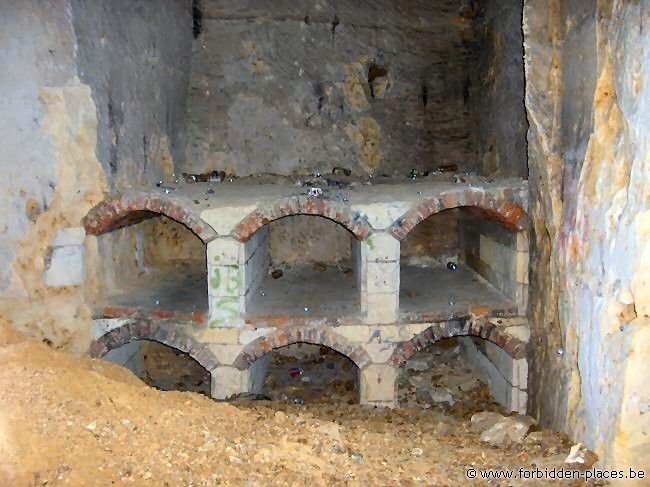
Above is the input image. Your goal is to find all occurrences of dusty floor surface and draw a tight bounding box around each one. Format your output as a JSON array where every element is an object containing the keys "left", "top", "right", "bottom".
[{"left": 0, "top": 323, "right": 600, "bottom": 486}]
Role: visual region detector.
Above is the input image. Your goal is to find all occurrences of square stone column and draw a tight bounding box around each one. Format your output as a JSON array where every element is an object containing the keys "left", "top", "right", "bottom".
[
  {"left": 206, "top": 237, "right": 246, "bottom": 327},
  {"left": 355, "top": 232, "right": 400, "bottom": 324},
  {"left": 360, "top": 364, "right": 398, "bottom": 408},
  {"left": 210, "top": 365, "right": 250, "bottom": 400}
]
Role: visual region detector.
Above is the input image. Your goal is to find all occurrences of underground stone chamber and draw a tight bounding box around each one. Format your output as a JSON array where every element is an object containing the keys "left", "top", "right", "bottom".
[{"left": 5, "top": 0, "right": 647, "bottom": 473}]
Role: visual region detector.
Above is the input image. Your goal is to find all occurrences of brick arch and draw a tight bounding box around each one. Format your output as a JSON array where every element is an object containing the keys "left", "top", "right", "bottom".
[
  {"left": 90, "top": 320, "right": 219, "bottom": 372},
  {"left": 233, "top": 326, "right": 372, "bottom": 370},
  {"left": 83, "top": 191, "right": 218, "bottom": 243},
  {"left": 231, "top": 196, "right": 372, "bottom": 242},
  {"left": 389, "top": 188, "right": 529, "bottom": 240},
  {"left": 389, "top": 318, "right": 526, "bottom": 366}
]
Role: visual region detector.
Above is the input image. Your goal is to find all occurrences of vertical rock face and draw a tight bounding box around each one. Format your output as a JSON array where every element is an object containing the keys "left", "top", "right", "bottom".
[
  {"left": 0, "top": 0, "right": 195, "bottom": 353},
  {"left": 469, "top": 0, "right": 529, "bottom": 178},
  {"left": 71, "top": 0, "right": 194, "bottom": 187},
  {"left": 183, "top": 0, "right": 479, "bottom": 177},
  {"left": 525, "top": 0, "right": 649, "bottom": 468}
]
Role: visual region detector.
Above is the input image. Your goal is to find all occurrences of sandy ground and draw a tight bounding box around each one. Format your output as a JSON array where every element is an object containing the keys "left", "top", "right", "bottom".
[{"left": 0, "top": 323, "right": 597, "bottom": 486}]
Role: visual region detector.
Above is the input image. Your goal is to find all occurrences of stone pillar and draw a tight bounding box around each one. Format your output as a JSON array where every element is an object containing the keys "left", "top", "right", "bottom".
[
  {"left": 360, "top": 364, "right": 398, "bottom": 408},
  {"left": 360, "top": 232, "right": 400, "bottom": 324},
  {"left": 206, "top": 237, "right": 246, "bottom": 327},
  {"left": 210, "top": 365, "right": 250, "bottom": 400}
]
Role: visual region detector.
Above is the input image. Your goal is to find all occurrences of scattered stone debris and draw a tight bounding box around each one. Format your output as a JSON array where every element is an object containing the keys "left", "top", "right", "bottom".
[
  {"left": 446, "top": 261, "right": 458, "bottom": 271},
  {"left": 565, "top": 443, "right": 598, "bottom": 469},
  {"left": 470, "top": 411, "right": 504, "bottom": 432},
  {"left": 479, "top": 414, "right": 536, "bottom": 447}
]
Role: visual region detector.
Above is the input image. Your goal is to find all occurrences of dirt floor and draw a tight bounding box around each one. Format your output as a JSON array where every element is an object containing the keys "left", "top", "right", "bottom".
[{"left": 0, "top": 322, "right": 600, "bottom": 486}]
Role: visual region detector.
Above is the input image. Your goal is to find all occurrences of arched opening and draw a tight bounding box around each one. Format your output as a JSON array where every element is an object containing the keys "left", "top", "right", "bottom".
[
  {"left": 399, "top": 207, "right": 528, "bottom": 321},
  {"left": 248, "top": 342, "right": 360, "bottom": 404},
  {"left": 397, "top": 336, "right": 526, "bottom": 414},
  {"left": 243, "top": 214, "right": 361, "bottom": 319},
  {"left": 101, "top": 339, "right": 211, "bottom": 395},
  {"left": 98, "top": 214, "right": 208, "bottom": 322}
]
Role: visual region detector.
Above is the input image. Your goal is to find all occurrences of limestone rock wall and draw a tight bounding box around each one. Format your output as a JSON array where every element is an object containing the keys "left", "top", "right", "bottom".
[
  {"left": 469, "top": 0, "right": 528, "bottom": 178},
  {"left": 0, "top": 0, "right": 195, "bottom": 353},
  {"left": 183, "top": 0, "right": 478, "bottom": 177},
  {"left": 524, "top": 0, "right": 649, "bottom": 468},
  {"left": 71, "top": 0, "right": 194, "bottom": 187}
]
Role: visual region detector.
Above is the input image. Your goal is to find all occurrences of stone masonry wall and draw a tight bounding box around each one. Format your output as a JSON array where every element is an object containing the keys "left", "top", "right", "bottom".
[{"left": 183, "top": 0, "right": 477, "bottom": 177}]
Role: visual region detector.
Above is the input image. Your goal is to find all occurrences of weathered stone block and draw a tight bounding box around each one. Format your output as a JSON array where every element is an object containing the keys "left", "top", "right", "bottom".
[
  {"left": 210, "top": 366, "right": 249, "bottom": 399},
  {"left": 45, "top": 245, "right": 85, "bottom": 287},
  {"left": 209, "top": 296, "right": 244, "bottom": 328},
  {"left": 208, "top": 265, "right": 244, "bottom": 297},
  {"left": 365, "top": 293, "right": 398, "bottom": 324},
  {"left": 516, "top": 251, "right": 529, "bottom": 284},
  {"left": 208, "top": 344, "right": 243, "bottom": 365},
  {"left": 362, "top": 342, "right": 396, "bottom": 363},
  {"left": 360, "top": 364, "right": 398, "bottom": 404},
  {"left": 197, "top": 327, "right": 239, "bottom": 344},
  {"left": 366, "top": 232, "right": 400, "bottom": 262},
  {"left": 366, "top": 261, "right": 399, "bottom": 293},
  {"left": 52, "top": 227, "right": 86, "bottom": 247},
  {"left": 333, "top": 325, "right": 371, "bottom": 343},
  {"left": 239, "top": 326, "right": 274, "bottom": 345},
  {"left": 207, "top": 237, "right": 244, "bottom": 266}
]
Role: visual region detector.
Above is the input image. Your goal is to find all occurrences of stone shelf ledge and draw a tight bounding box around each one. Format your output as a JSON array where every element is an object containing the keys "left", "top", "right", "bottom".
[{"left": 84, "top": 175, "right": 529, "bottom": 240}]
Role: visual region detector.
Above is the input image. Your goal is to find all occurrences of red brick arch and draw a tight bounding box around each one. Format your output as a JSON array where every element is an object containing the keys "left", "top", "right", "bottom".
[
  {"left": 389, "top": 318, "right": 526, "bottom": 366},
  {"left": 233, "top": 326, "right": 372, "bottom": 370},
  {"left": 83, "top": 191, "right": 218, "bottom": 243},
  {"left": 389, "top": 188, "right": 529, "bottom": 240},
  {"left": 90, "top": 320, "right": 219, "bottom": 372},
  {"left": 231, "top": 196, "right": 372, "bottom": 242}
]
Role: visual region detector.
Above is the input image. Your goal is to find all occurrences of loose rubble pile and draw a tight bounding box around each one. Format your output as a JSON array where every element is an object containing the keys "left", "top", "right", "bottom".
[{"left": 0, "top": 323, "right": 599, "bottom": 485}]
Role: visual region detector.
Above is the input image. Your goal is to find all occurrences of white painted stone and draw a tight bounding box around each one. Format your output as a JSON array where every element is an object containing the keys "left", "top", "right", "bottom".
[
  {"left": 210, "top": 366, "right": 249, "bottom": 399},
  {"left": 361, "top": 343, "right": 396, "bottom": 363},
  {"left": 200, "top": 204, "right": 258, "bottom": 235},
  {"left": 365, "top": 293, "right": 398, "bottom": 324},
  {"left": 239, "top": 326, "right": 274, "bottom": 344},
  {"left": 209, "top": 296, "right": 244, "bottom": 327},
  {"left": 360, "top": 364, "right": 398, "bottom": 404},
  {"left": 44, "top": 245, "right": 85, "bottom": 287},
  {"left": 208, "top": 265, "right": 244, "bottom": 297},
  {"left": 333, "top": 325, "right": 371, "bottom": 343},
  {"left": 52, "top": 227, "right": 85, "bottom": 247},
  {"left": 366, "top": 261, "right": 399, "bottom": 293},
  {"left": 516, "top": 232, "right": 529, "bottom": 252},
  {"left": 352, "top": 202, "right": 411, "bottom": 230},
  {"left": 207, "top": 237, "right": 244, "bottom": 266},
  {"left": 209, "top": 344, "right": 243, "bottom": 365},
  {"left": 366, "top": 232, "right": 400, "bottom": 262},
  {"left": 516, "top": 250, "right": 529, "bottom": 284}
]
